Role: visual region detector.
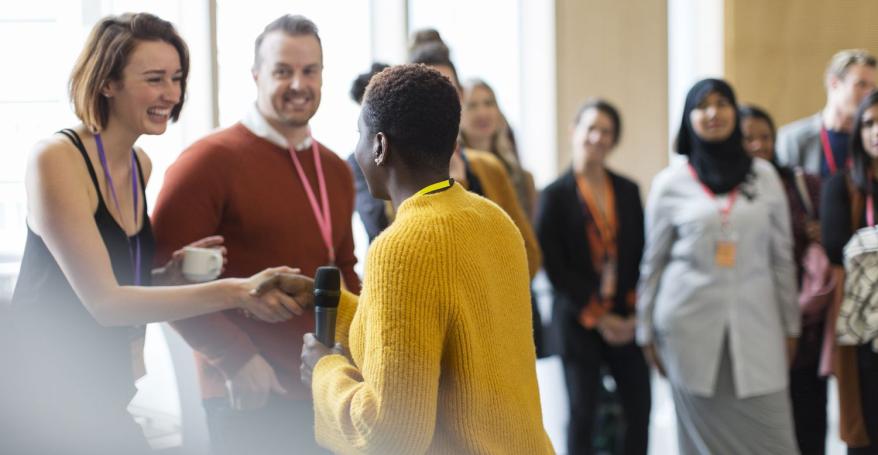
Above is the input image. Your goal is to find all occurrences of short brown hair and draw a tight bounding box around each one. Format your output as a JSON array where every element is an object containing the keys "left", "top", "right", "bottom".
[
  {"left": 825, "top": 49, "right": 876, "bottom": 86},
  {"left": 69, "top": 13, "right": 189, "bottom": 130},
  {"left": 253, "top": 15, "right": 322, "bottom": 70}
]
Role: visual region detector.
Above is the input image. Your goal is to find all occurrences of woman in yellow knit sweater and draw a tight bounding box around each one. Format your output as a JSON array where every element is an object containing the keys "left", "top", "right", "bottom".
[{"left": 290, "top": 64, "right": 554, "bottom": 454}]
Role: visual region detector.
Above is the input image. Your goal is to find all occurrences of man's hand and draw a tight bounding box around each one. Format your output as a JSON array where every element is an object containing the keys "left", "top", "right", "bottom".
[
  {"left": 226, "top": 354, "right": 286, "bottom": 411},
  {"left": 152, "top": 235, "right": 227, "bottom": 286}
]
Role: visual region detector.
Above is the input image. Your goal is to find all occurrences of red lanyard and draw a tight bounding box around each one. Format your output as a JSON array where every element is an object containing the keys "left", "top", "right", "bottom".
[
  {"left": 687, "top": 164, "right": 737, "bottom": 226},
  {"left": 820, "top": 127, "right": 850, "bottom": 174},
  {"left": 288, "top": 136, "right": 334, "bottom": 264}
]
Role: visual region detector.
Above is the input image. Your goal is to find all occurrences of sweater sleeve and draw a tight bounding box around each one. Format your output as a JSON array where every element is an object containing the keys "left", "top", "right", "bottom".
[
  {"left": 312, "top": 234, "right": 450, "bottom": 454},
  {"left": 636, "top": 171, "right": 676, "bottom": 345},
  {"left": 152, "top": 143, "right": 258, "bottom": 377}
]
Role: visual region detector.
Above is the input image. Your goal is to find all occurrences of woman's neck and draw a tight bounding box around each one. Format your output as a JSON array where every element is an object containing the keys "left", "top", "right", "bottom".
[
  {"left": 90, "top": 121, "right": 139, "bottom": 164},
  {"left": 466, "top": 134, "right": 492, "bottom": 153},
  {"left": 388, "top": 169, "right": 450, "bottom": 210},
  {"left": 575, "top": 158, "right": 606, "bottom": 183}
]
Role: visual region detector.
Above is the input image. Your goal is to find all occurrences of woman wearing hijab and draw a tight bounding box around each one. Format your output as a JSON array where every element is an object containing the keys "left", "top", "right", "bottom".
[{"left": 637, "top": 79, "right": 800, "bottom": 454}]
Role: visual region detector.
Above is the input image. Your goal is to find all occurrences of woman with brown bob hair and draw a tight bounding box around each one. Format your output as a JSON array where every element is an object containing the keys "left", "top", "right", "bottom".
[{"left": 5, "top": 13, "right": 302, "bottom": 454}]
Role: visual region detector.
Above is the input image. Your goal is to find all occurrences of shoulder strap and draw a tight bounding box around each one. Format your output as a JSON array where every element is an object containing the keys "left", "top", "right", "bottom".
[
  {"left": 132, "top": 151, "right": 147, "bottom": 194},
  {"left": 57, "top": 129, "right": 101, "bottom": 193}
]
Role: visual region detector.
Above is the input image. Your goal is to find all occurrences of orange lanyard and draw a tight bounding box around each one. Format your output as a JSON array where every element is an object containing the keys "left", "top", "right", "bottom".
[{"left": 575, "top": 173, "right": 618, "bottom": 256}]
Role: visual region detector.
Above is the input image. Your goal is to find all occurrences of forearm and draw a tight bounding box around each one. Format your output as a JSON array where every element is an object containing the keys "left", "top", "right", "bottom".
[{"left": 88, "top": 278, "right": 245, "bottom": 327}]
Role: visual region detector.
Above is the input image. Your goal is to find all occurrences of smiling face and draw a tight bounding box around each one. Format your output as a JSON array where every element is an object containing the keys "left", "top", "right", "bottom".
[
  {"left": 689, "top": 91, "right": 736, "bottom": 142},
  {"left": 741, "top": 116, "right": 775, "bottom": 161},
  {"left": 104, "top": 40, "right": 183, "bottom": 136},
  {"left": 461, "top": 85, "right": 500, "bottom": 143},
  {"left": 253, "top": 31, "right": 323, "bottom": 131},
  {"left": 572, "top": 107, "right": 617, "bottom": 167}
]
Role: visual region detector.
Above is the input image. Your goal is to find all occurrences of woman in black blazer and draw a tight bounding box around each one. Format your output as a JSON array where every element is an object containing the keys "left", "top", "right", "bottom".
[{"left": 536, "top": 99, "right": 650, "bottom": 455}]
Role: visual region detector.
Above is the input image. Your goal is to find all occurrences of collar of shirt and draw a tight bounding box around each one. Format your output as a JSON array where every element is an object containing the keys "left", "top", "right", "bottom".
[{"left": 241, "top": 103, "right": 313, "bottom": 151}]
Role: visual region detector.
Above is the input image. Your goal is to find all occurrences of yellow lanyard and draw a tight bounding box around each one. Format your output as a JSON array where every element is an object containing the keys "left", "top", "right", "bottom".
[{"left": 416, "top": 178, "right": 454, "bottom": 196}]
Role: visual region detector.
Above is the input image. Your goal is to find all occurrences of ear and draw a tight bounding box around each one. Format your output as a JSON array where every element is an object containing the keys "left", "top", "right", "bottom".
[
  {"left": 374, "top": 132, "right": 390, "bottom": 167},
  {"left": 828, "top": 74, "right": 841, "bottom": 91},
  {"left": 101, "top": 80, "right": 116, "bottom": 99}
]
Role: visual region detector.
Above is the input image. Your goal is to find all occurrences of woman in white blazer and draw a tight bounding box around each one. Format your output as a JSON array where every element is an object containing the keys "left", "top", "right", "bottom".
[{"left": 637, "top": 78, "right": 800, "bottom": 455}]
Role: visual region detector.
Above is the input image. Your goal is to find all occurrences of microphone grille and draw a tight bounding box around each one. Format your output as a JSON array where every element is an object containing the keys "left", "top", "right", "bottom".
[{"left": 314, "top": 266, "right": 341, "bottom": 292}]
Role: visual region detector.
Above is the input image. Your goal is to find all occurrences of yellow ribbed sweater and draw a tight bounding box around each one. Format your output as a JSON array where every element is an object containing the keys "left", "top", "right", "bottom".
[{"left": 312, "top": 183, "right": 554, "bottom": 455}]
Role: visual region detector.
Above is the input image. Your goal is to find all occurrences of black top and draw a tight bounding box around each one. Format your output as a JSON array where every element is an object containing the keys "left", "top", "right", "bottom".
[
  {"left": 10, "top": 129, "right": 154, "bottom": 409},
  {"left": 820, "top": 171, "right": 878, "bottom": 265},
  {"left": 536, "top": 169, "right": 644, "bottom": 354}
]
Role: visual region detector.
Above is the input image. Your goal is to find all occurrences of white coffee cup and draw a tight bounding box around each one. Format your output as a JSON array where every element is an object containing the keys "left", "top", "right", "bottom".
[{"left": 182, "top": 247, "right": 223, "bottom": 282}]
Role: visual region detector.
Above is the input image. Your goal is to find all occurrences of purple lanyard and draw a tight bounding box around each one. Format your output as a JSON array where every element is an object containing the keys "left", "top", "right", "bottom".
[{"left": 94, "top": 133, "right": 141, "bottom": 285}]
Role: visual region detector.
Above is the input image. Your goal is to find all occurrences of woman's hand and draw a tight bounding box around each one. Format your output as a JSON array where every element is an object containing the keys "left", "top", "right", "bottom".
[
  {"left": 300, "top": 332, "right": 349, "bottom": 388},
  {"left": 151, "top": 235, "right": 227, "bottom": 286},
  {"left": 597, "top": 314, "right": 636, "bottom": 346}
]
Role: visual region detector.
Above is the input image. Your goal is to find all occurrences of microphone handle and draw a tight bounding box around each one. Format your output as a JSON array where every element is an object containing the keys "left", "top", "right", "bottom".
[{"left": 315, "top": 306, "right": 337, "bottom": 347}]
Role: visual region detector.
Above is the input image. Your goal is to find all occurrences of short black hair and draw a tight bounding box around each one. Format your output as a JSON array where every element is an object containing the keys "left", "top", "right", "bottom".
[
  {"left": 362, "top": 64, "right": 461, "bottom": 172},
  {"left": 738, "top": 104, "right": 776, "bottom": 137},
  {"left": 253, "top": 15, "right": 321, "bottom": 70},
  {"left": 350, "top": 62, "right": 389, "bottom": 105},
  {"left": 574, "top": 98, "right": 622, "bottom": 145},
  {"left": 850, "top": 90, "right": 878, "bottom": 191}
]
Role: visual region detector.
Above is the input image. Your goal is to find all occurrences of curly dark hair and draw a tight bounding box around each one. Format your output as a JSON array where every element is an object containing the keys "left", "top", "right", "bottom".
[
  {"left": 362, "top": 64, "right": 461, "bottom": 172},
  {"left": 350, "top": 62, "right": 389, "bottom": 104}
]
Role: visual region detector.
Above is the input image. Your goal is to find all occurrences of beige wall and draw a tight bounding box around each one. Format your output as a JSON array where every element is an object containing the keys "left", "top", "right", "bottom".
[
  {"left": 554, "top": 0, "right": 669, "bottom": 193},
  {"left": 725, "top": 0, "right": 878, "bottom": 127}
]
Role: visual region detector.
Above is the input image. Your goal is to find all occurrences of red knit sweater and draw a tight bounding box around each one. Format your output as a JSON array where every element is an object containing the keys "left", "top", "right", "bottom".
[{"left": 152, "top": 123, "right": 360, "bottom": 400}]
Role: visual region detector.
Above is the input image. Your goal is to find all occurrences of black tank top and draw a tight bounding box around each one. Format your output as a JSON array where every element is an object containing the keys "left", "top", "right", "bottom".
[{"left": 10, "top": 129, "right": 155, "bottom": 406}]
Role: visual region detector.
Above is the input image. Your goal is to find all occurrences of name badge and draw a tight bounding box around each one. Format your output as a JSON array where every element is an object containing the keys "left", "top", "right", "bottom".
[{"left": 715, "top": 241, "right": 736, "bottom": 268}]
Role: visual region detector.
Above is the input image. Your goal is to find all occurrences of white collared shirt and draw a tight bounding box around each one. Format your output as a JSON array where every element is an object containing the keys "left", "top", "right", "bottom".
[{"left": 240, "top": 103, "right": 312, "bottom": 151}]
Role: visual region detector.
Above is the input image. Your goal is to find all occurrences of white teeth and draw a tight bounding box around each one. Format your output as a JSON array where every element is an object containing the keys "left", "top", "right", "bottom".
[{"left": 147, "top": 108, "right": 171, "bottom": 116}]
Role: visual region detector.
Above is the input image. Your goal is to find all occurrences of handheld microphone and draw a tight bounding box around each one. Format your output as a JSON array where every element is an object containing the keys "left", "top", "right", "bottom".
[{"left": 314, "top": 266, "right": 341, "bottom": 347}]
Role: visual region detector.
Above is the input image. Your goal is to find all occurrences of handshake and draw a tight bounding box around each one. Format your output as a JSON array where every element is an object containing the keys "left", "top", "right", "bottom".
[
  {"left": 235, "top": 267, "right": 317, "bottom": 323},
  {"left": 152, "top": 236, "right": 318, "bottom": 323}
]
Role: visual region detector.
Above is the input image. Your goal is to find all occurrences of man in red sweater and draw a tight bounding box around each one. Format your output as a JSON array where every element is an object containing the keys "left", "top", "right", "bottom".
[{"left": 152, "top": 14, "right": 359, "bottom": 455}]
